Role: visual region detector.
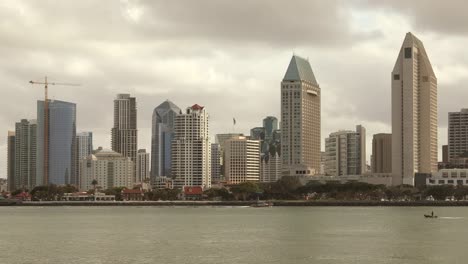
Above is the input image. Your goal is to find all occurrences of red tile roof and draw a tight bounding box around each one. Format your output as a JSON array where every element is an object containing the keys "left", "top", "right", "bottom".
[
  {"left": 191, "top": 104, "right": 204, "bottom": 110},
  {"left": 184, "top": 186, "right": 203, "bottom": 195}
]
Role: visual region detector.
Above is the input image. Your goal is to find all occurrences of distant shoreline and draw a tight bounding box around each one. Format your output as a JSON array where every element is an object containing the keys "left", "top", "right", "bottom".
[{"left": 3, "top": 200, "right": 468, "bottom": 206}]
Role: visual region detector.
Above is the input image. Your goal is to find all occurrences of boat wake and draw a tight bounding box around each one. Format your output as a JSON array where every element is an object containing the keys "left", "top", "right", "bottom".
[{"left": 439, "top": 217, "right": 464, "bottom": 220}]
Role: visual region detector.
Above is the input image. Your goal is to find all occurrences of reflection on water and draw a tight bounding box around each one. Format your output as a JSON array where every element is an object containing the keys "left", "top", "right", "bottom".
[{"left": 0, "top": 206, "right": 467, "bottom": 264}]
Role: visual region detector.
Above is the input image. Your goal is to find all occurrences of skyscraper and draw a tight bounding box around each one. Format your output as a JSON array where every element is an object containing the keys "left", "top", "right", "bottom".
[
  {"left": 448, "top": 109, "right": 468, "bottom": 162},
  {"left": 111, "top": 94, "right": 137, "bottom": 170},
  {"left": 37, "top": 100, "right": 76, "bottom": 185},
  {"left": 324, "top": 125, "right": 366, "bottom": 176},
  {"left": 136, "top": 149, "right": 150, "bottom": 183},
  {"left": 281, "top": 55, "right": 321, "bottom": 176},
  {"left": 211, "top": 143, "right": 221, "bottom": 183},
  {"left": 391, "top": 32, "right": 438, "bottom": 185},
  {"left": 371, "top": 133, "right": 392, "bottom": 173},
  {"left": 171, "top": 104, "right": 211, "bottom": 189},
  {"left": 263, "top": 116, "right": 278, "bottom": 142},
  {"left": 75, "top": 132, "right": 93, "bottom": 186},
  {"left": 7, "top": 131, "right": 15, "bottom": 191},
  {"left": 151, "top": 100, "right": 180, "bottom": 178},
  {"left": 14, "top": 119, "right": 37, "bottom": 190}
]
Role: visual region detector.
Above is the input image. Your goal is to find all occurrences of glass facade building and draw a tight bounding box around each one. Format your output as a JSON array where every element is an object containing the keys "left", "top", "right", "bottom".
[
  {"left": 151, "top": 100, "right": 180, "bottom": 178},
  {"left": 37, "top": 100, "right": 76, "bottom": 185}
]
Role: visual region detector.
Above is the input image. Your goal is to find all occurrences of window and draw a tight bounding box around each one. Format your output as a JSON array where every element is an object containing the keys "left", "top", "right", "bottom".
[
  {"left": 393, "top": 74, "right": 400, "bottom": 80},
  {"left": 438, "top": 180, "right": 445, "bottom": 184},
  {"left": 448, "top": 180, "right": 454, "bottom": 184},
  {"left": 404, "top": 47, "right": 412, "bottom": 58}
]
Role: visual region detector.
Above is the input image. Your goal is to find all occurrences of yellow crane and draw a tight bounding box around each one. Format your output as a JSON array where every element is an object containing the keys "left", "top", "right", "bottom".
[{"left": 29, "top": 76, "right": 80, "bottom": 185}]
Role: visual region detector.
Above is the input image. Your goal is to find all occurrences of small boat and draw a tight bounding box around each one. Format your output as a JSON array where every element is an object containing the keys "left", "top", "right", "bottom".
[{"left": 424, "top": 212, "right": 437, "bottom": 218}]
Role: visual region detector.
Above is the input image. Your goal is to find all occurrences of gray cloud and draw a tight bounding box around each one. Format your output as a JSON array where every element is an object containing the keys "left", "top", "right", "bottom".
[{"left": 1, "top": 0, "right": 467, "bottom": 176}]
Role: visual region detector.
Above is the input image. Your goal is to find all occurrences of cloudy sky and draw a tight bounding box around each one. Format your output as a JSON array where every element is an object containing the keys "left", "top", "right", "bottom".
[{"left": 1, "top": 0, "right": 468, "bottom": 177}]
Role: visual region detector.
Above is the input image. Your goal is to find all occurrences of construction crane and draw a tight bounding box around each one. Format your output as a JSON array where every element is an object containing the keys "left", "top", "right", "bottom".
[{"left": 29, "top": 76, "right": 80, "bottom": 185}]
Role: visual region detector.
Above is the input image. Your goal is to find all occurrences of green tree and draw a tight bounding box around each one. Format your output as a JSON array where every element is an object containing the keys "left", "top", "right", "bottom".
[{"left": 230, "top": 182, "right": 261, "bottom": 200}]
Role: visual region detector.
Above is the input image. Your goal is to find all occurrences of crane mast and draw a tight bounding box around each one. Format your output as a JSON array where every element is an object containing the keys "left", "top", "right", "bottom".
[{"left": 30, "top": 77, "right": 79, "bottom": 185}]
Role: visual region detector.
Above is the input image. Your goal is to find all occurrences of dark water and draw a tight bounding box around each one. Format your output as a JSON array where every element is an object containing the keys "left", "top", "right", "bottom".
[{"left": 0, "top": 206, "right": 467, "bottom": 264}]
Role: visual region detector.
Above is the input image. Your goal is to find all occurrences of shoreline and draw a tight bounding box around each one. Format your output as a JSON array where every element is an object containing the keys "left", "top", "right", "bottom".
[{"left": 3, "top": 200, "right": 468, "bottom": 206}]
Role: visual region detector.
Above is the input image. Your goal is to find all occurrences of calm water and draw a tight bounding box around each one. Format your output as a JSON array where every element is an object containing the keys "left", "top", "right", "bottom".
[{"left": 1, "top": 206, "right": 468, "bottom": 264}]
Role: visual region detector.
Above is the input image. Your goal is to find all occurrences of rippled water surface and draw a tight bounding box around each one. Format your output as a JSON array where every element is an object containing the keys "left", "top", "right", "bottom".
[{"left": 1, "top": 206, "right": 468, "bottom": 264}]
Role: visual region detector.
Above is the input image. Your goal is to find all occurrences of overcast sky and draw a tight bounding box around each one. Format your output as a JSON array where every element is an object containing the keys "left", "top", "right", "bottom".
[{"left": 1, "top": 0, "right": 468, "bottom": 177}]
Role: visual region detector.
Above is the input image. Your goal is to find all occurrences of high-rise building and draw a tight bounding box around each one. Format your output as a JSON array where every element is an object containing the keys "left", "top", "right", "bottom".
[
  {"left": 215, "top": 133, "right": 244, "bottom": 152},
  {"left": 79, "top": 149, "right": 134, "bottom": 191},
  {"left": 442, "top": 145, "right": 448, "bottom": 163},
  {"left": 392, "top": 32, "right": 438, "bottom": 185},
  {"left": 215, "top": 133, "right": 243, "bottom": 179},
  {"left": 250, "top": 127, "right": 265, "bottom": 141},
  {"left": 151, "top": 100, "right": 180, "bottom": 179},
  {"left": 75, "top": 132, "right": 93, "bottom": 186},
  {"left": 211, "top": 143, "right": 221, "bottom": 183},
  {"left": 448, "top": 109, "right": 468, "bottom": 162},
  {"left": 224, "top": 136, "right": 260, "bottom": 184},
  {"left": 7, "top": 131, "right": 15, "bottom": 191},
  {"left": 37, "top": 100, "right": 76, "bottom": 185},
  {"left": 260, "top": 153, "right": 281, "bottom": 183},
  {"left": 263, "top": 116, "right": 278, "bottom": 142},
  {"left": 324, "top": 125, "right": 366, "bottom": 176},
  {"left": 371, "top": 133, "right": 392, "bottom": 173},
  {"left": 281, "top": 55, "right": 321, "bottom": 176},
  {"left": 14, "top": 119, "right": 37, "bottom": 190},
  {"left": 111, "top": 94, "right": 137, "bottom": 171},
  {"left": 136, "top": 149, "right": 150, "bottom": 183},
  {"left": 171, "top": 104, "right": 211, "bottom": 189}
]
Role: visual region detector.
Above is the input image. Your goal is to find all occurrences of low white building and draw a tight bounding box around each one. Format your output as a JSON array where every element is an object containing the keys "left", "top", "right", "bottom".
[
  {"left": 80, "top": 149, "right": 134, "bottom": 191},
  {"left": 151, "top": 176, "right": 174, "bottom": 190},
  {"left": 427, "top": 169, "right": 468, "bottom": 186}
]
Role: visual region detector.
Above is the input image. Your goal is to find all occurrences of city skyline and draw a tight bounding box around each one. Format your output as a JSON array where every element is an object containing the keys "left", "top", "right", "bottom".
[{"left": 2, "top": 2, "right": 468, "bottom": 177}]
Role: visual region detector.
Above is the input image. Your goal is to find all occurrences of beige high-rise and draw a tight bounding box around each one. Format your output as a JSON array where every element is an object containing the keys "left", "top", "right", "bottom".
[
  {"left": 281, "top": 55, "right": 320, "bottom": 176},
  {"left": 391, "top": 32, "right": 438, "bottom": 185},
  {"left": 371, "top": 133, "right": 392, "bottom": 173},
  {"left": 224, "top": 136, "right": 260, "bottom": 184}
]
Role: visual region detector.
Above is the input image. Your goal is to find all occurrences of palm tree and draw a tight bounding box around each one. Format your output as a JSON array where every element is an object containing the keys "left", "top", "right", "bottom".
[{"left": 91, "top": 179, "right": 98, "bottom": 200}]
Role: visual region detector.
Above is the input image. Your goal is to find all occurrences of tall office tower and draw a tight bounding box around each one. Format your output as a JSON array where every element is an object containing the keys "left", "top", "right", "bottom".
[
  {"left": 79, "top": 149, "right": 134, "bottom": 192},
  {"left": 371, "top": 133, "right": 392, "bottom": 173},
  {"left": 14, "top": 119, "right": 37, "bottom": 190},
  {"left": 136, "top": 149, "right": 150, "bottom": 183},
  {"left": 260, "top": 153, "right": 281, "bottom": 183},
  {"left": 448, "top": 109, "right": 468, "bottom": 162},
  {"left": 37, "top": 100, "right": 76, "bottom": 185},
  {"left": 211, "top": 143, "right": 221, "bottom": 183},
  {"left": 250, "top": 127, "right": 265, "bottom": 141},
  {"left": 392, "top": 32, "right": 438, "bottom": 185},
  {"left": 325, "top": 125, "right": 366, "bottom": 176},
  {"left": 442, "top": 145, "right": 448, "bottom": 163},
  {"left": 224, "top": 136, "right": 260, "bottom": 184},
  {"left": 281, "top": 55, "right": 320, "bottom": 176},
  {"left": 151, "top": 100, "right": 180, "bottom": 178},
  {"left": 263, "top": 116, "right": 278, "bottom": 142},
  {"left": 75, "top": 132, "right": 93, "bottom": 186},
  {"left": 7, "top": 131, "right": 15, "bottom": 191},
  {"left": 171, "top": 104, "right": 211, "bottom": 189},
  {"left": 111, "top": 94, "right": 137, "bottom": 168}
]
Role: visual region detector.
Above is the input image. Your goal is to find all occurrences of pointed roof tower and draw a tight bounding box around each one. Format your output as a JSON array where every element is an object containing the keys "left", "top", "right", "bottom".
[{"left": 283, "top": 55, "right": 318, "bottom": 86}]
